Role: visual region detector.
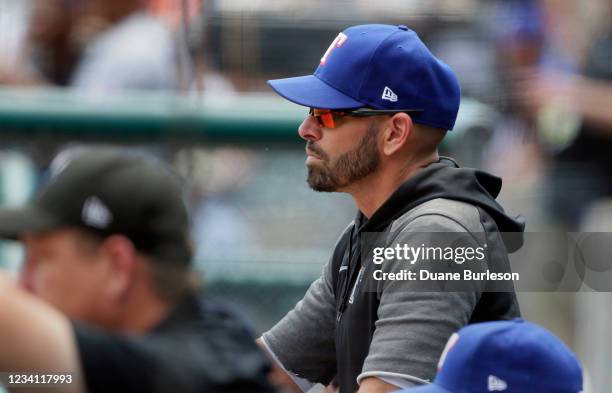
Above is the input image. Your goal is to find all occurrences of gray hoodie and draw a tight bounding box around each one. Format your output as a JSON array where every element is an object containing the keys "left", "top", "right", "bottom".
[{"left": 263, "top": 158, "right": 524, "bottom": 392}]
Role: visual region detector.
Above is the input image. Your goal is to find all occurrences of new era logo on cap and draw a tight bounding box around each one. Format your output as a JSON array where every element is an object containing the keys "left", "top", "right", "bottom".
[
  {"left": 82, "top": 196, "right": 113, "bottom": 229},
  {"left": 487, "top": 375, "right": 507, "bottom": 392},
  {"left": 382, "top": 86, "right": 398, "bottom": 102}
]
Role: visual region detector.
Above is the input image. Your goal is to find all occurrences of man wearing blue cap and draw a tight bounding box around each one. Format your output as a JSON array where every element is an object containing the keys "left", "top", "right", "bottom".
[
  {"left": 258, "top": 25, "right": 525, "bottom": 393},
  {"left": 397, "top": 319, "right": 583, "bottom": 393}
]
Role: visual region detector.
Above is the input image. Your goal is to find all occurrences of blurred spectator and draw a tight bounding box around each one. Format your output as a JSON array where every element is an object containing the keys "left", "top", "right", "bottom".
[
  {"left": 482, "top": 0, "right": 576, "bottom": 199},
  {"left": 0, "top": 0, "right": 78, "bottom": 86},
  {"left": 69, "top": 0, "right": 183, "bottom": 92},
  {"left": 0, "top": 0, "right": 183, "bottom": 92},
  {"left": 524, "top": 26, "right": 612, "bottom": 229},
  {"left": 471, "top": 0, "right": 537, "bottom": 193},
  {"left": 0, "top": 0, "right": 30, "bottom": 70}
]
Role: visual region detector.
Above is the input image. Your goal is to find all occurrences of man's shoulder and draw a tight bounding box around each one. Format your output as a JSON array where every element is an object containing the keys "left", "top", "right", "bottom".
[
  {"left": 73, "top": 295, "right": 262, "bottom": 360},
  {"left": 390, "top": 198, "right": 486, "bottom": 233},
  {"left": 73, "top": 295, "right": 273, "bottom": 393},
  {"left": 148, "top": 294, "right": 267, "bottom": 366},
  {"left": 190, "top": 297, "right": 261, "bottom": 347}
]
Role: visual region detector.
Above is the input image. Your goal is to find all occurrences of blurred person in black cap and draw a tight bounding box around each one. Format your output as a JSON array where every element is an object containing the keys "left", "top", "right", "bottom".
[
  {"left": 0, "top": 148, "right": 273, "bottom": 393},
  {"left": 258, "top": 24, "right": 524, "bottom": 393}
]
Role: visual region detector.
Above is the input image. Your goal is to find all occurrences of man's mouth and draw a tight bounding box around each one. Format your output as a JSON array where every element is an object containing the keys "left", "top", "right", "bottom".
[
  {"left": 306, "top": 149, "right": 321, "bottom": 160},
  {"left": 305, "top": 143, "right": 326, "bottom": 161}
]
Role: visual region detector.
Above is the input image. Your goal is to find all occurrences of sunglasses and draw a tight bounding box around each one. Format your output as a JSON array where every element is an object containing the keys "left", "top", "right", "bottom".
[{"left": 309, "top": 108, "right": 424, "bottom": 129}]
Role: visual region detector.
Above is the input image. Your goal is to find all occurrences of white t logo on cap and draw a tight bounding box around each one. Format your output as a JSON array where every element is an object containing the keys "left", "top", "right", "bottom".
[
  {"left": 437, "top": 333, "right": 459, "bottom": 371},
  {"left": 320, "top": 32, "right": 348, "bottom": 65},
  {"left": 487, "top": 375, "right": 508, "bottom": 391},
  {"left": 382, "top": 86, "right": 398, "bottom": 102}
]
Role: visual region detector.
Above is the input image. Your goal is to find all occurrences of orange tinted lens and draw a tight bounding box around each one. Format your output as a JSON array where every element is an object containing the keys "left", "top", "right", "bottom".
[
  {"left": 312, "top": 109, "right": 337, "bottom": 128},
  {"left": 319, "top": 112, "right": 335, "bottom": 128}
]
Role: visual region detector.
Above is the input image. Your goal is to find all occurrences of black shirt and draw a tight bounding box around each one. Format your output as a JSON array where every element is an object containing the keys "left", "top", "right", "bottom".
[{"left": 73, "top": 293, "right": 274, "bottom": 393}]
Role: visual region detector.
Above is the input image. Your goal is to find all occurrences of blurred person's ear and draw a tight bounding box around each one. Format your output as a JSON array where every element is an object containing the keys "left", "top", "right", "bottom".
[
  {"left": 381, "top": 113, "right": 414, "bottom": 157},
  {"left": 98, "top": 235, "right": 138, "bottom": 304}
]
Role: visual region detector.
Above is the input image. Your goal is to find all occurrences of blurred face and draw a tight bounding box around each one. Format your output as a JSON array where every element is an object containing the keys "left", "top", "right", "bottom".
[
  {"left": 27, "top": 0, "right": 71, "bottom": 45},
  {"left": 298, "top": 111, "right": 381, "bottom": 192},
  {"left": 21, "top": 228, "right": 109, "bottom": 323}
]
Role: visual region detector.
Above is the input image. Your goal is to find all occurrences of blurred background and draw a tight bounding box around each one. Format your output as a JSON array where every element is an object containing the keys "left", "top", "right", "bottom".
[{"left": 0, "top": 0, "right": 610, "bottom": 391}]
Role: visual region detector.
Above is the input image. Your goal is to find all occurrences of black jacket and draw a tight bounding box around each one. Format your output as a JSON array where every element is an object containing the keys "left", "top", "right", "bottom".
[{"left": 74, "top": 292, "right": 275, "bottom": 393}]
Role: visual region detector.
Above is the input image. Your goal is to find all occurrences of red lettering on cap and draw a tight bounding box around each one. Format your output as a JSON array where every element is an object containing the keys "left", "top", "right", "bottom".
[{"left": 320, "top": 32, "right": 348, "bottom": 65}]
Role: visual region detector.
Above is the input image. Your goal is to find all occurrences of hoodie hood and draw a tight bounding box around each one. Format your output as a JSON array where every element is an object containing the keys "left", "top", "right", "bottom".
[{"left": 360, "top": 158, "right": 525, "bottom": 251}]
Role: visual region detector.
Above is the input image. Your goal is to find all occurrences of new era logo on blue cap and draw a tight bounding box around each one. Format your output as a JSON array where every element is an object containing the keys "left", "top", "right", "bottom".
[
  {"left": 487, "top": 375, "right": 507, "bottom": 392},
  {"left": 399, "top": 319, "right": 583, "bottom": 393},
  {"left": 268, "top": 24, "right": 461, "bottom": 131},
  {"left": 382, "top": 87, "right": 398, "bottom": 102}
]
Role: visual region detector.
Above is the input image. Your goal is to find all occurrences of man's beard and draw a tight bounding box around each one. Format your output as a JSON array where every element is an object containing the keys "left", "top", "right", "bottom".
[{"left": 306, "top": 121, "right": 380, "bottom": 192}]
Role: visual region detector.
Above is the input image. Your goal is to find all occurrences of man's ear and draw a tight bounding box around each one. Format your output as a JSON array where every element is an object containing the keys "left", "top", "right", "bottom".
[
  {"left": 382, "top": 113, "right": 413, "bottom": 156},
  {"left": 100, "top": 235, "right": 137, "bottom": 303}
]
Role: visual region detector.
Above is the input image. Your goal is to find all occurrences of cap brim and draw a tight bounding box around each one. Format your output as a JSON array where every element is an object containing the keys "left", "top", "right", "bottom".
[
  {"left": 396, "top": 384, "right": 454, "bottom": 393},
  {"left": 0, "top": 206, "right": 63, "bottom": 240},
  {"left": 267, "top": 75, "right": 364, "bottom": 109}
]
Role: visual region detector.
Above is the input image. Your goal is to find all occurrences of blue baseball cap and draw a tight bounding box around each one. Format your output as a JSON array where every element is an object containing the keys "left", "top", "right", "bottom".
[
  {"left": 267, "top": 24, "right": 461, "bottom": 130},
  {"left": 397, "top": 319, "right": 583, "bottom": 393}
]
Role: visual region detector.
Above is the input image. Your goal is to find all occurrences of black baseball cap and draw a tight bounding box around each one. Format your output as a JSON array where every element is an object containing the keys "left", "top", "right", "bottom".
[{"left": 0, "top": 148, "right": 193, "bottom": 266}]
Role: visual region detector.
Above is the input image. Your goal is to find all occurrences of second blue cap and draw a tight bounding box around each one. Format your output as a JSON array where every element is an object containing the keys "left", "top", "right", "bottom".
[{"left": 397, "top": 319, "right": 583, "bottom": 393}]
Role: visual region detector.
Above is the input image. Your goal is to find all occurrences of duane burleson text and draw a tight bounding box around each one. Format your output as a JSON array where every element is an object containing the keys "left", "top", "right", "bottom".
[{"left": 372, "top": 269, "right": 520, "bottom": 282}]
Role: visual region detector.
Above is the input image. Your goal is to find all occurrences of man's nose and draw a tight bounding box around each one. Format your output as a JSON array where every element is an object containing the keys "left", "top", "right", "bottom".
[{"left": 298, "top": 115, "right": 323, "bottom": 141}]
